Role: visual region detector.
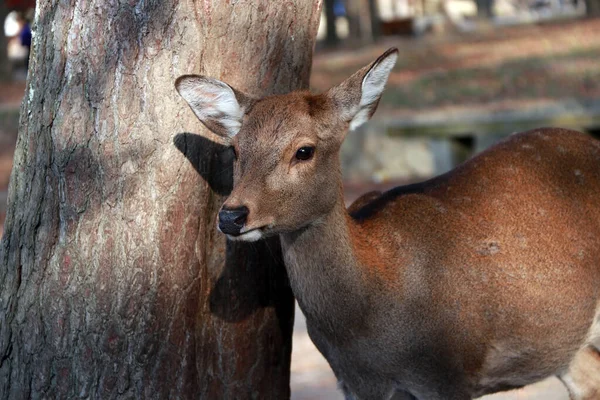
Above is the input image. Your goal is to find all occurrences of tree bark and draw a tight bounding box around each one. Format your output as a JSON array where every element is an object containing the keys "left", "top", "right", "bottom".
[{"left": 0, "top": 1, "right": 322, "bottom": 399}]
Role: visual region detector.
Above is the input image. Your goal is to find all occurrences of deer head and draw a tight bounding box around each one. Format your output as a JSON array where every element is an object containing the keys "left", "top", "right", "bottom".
[{"left": 176, "top": 48, "right": 398, "bottom": 241}]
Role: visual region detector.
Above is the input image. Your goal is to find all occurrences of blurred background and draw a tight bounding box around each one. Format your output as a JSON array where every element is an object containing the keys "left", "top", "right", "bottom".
[{"left": 0, "top": 0, "right": 599, "bottom": 398}]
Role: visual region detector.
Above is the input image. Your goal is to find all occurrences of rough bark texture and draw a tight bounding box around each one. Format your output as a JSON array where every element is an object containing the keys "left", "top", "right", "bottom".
[{"left": 0, "top": 1, "right": 322, "bottom": 399}]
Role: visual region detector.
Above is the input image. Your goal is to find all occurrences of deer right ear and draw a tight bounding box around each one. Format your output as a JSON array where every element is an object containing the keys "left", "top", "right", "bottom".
[
  {"left": 325, "top": 48, "right": 398, "bottom": 133},
  {"left": 175, "top": 75, "right": 254, "bottom": 139}
]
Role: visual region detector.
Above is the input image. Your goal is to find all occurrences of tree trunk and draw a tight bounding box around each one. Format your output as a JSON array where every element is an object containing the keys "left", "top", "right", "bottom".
[
  {"left": 0, "top": 1, "right": 10, "bottom": 80},
  {"left": 346, "top": 0, "right": 363, "bottom": 42},
  {"left": 586, "top": 0, "right": 600, "bottom": 16},
  {"left": 476, "top": 0, "right": 494, "bottom": 19},
  {"left": 0, "top": 1, "right": 322, "bottom": 399},
  {"left": 346, "top": 0, "right": 380, "bottom": 44},
  {"left": 324, "top": 0, "right": 340, "bottom": 47},
  {"left": 368, "top": 0, "right": 382, "bottom": 41}
]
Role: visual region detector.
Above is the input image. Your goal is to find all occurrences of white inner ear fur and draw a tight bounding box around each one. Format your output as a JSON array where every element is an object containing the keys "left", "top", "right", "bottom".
[
  {"left": 349, "top": 52, "right": 398, "bottom": 131},
  {"left": 177, "top": 77, "right": 243, "bottom": 138}
]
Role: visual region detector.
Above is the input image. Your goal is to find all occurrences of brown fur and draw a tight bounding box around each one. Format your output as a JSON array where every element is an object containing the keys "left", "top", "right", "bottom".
[{"left": 176, "top": 49, "right": 600, "bottom": 400}]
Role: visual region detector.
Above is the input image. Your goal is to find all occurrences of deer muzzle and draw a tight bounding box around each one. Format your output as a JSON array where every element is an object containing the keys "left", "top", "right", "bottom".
[{"left": 218, "top": 205, "right": 249, "bottom": 236}]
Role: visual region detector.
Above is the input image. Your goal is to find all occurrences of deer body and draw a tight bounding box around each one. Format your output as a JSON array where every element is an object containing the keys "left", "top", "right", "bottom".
[
  {"left": 282, "top": 129, "right": 600, "bottom": 399},
  {"left": 176, "top": 50, "right": 600, "bottom": 399}
]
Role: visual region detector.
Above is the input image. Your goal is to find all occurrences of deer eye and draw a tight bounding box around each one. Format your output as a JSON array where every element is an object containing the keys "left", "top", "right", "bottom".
[{"left": 295, "top": 146, "right": 315, "bottom": 161}]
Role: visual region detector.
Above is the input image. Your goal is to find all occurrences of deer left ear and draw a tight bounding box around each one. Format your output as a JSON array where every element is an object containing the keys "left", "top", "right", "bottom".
[
  {"left": 326, "top": 48, "right": 398, "bottom": 131},
  {"left": 175, "top": 75, "right": 255, "bottom": 139}
]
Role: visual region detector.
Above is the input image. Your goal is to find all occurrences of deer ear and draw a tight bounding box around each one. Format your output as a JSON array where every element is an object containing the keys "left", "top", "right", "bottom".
[
  {"left": 326, "top": 48, "right": 398, "bottom": 131},
  {"left": 175, "top": 75, "right": 255, "bottom": 139}
]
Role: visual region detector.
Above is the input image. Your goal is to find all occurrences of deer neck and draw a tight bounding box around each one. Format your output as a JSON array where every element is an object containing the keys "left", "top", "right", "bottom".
[{"left": 279, "top": 194, "right": 368, "bottom": 335}]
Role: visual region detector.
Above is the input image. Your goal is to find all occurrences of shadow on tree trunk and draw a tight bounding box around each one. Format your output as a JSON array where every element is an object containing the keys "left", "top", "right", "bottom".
[
  {"left": 173, "top": 132, "right": 293, "bottom": 329},
  {"left": 173, "top": 133, "right": 234, "bottom": 196}
]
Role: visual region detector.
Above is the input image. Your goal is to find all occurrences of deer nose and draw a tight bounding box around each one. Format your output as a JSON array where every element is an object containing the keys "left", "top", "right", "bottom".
[{"left": 218, "top": 206, "right": 249, "bottom": 236}]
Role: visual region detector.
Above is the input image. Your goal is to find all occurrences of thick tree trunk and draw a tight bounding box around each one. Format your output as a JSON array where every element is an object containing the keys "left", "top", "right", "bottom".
[{"left": 0, "top": 1, "right": 322, "bottom": 399}]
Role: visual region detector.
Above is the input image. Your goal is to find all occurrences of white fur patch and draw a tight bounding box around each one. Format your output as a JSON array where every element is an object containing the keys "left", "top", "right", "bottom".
[
  {"left": 349, "top": 51, "right": 398, "bottom": 130},
  {"left": 227, "top": 230, "right": 263, "bottom": 242},
  {"left": 176, "top": 76, "right": 243, "bottom": 138}
]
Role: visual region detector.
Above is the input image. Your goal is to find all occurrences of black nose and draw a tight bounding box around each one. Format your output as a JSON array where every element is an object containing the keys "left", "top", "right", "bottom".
[{"left": 218, "top": 206, "right": 249, "bottom": 236}]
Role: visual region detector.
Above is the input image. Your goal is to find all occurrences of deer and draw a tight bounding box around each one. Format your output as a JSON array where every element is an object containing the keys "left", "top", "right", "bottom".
[{"left": 175, "top": 48, "right": 600, "bottom": 400}]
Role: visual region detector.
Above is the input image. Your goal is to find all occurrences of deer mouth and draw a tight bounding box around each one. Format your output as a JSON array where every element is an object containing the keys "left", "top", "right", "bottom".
[{"left": 225, "top": 227, "right": 265, "bottom": 242}]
